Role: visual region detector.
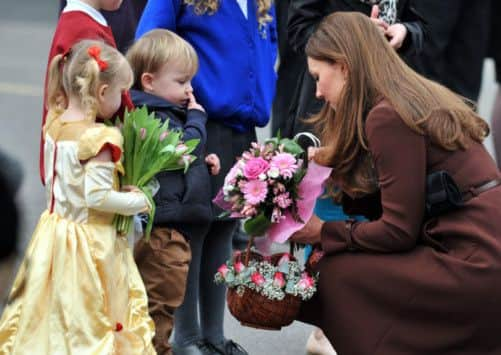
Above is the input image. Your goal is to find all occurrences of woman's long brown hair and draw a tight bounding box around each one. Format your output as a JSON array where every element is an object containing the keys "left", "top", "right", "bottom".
[{"left": 306, "top": 12, "right": 489, "bottom": 199}]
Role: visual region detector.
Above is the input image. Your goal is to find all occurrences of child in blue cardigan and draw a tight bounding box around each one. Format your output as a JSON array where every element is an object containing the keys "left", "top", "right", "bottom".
[{"left": 136, "top": 1, "right": 277, "bottom": 354}]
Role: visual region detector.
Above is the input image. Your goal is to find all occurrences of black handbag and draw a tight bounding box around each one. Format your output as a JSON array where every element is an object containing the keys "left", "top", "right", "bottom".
[{"left": 425, "top": 170, "right": 464, "bottom": 217}]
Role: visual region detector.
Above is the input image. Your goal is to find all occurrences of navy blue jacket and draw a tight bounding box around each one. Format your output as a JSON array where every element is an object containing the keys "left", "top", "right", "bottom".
[
  {"left": 131, "top": 90, "right": 213, "bottom": 239},
  {"left": 135, "top": 0, "right": 277, "bottom": 132}
]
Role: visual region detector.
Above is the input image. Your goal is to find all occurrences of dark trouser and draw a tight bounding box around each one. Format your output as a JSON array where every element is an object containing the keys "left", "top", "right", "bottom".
[
  {"left": 173, "top": 119, "right": 254, "bottom": 347},
  {"left": 134, "top": 227, "right": 191, "bottom": 355}
]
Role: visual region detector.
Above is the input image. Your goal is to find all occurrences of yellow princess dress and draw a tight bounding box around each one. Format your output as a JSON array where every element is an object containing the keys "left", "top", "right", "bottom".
[{"left": 0, "top": 115, "right": 156, "bottom": 354}]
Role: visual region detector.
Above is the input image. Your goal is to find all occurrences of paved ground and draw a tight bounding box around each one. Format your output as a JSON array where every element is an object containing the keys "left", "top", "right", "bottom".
[
  {"left": 0, "top": 2, "right": 314, "bottom": 354},
  {"left": 0, "top": 1, "right": 498, "bottom": 354}
]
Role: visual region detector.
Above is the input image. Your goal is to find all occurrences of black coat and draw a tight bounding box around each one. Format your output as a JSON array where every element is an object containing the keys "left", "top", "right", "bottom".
[
  {"left": 406, "top": 0, "right": 491, "bottom": 101},
  {"left": 273, "top": 0, "right": 425, "bottom": 138},
  {"left": 131, "top": 90, "right": 213, "bottom": 239}
]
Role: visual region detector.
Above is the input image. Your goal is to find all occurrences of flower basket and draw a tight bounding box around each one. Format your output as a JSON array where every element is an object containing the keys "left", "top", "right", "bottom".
[
  {"left": 226, "top": 246, "right": 302, "bottom": 330},
  {"left": 220, "top": 236, "right": 316, "bottom": 330}
]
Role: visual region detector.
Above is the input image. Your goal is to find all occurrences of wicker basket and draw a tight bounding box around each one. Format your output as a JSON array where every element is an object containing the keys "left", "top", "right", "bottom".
[{"left": 226, "top": 240, "right": 302, "bottom": 330}]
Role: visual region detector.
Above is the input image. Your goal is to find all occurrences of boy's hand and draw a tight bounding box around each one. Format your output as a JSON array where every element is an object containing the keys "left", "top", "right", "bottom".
[
  {"left": 187, "top": 92, "right": 205, "bottom": 112},
  {"left": 205, "top": 153, "right": 221, "bottom": 175}
]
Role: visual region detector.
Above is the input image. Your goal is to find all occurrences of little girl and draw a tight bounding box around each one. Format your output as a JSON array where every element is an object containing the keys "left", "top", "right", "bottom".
[{"left": 0, "top": 40, "right": 155, "bottom": 354}]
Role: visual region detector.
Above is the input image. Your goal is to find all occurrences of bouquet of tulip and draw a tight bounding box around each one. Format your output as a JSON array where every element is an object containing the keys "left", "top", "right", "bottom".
[
  {"left": 215, "top": 250, "right": 317, "bottom": 301},
  {"left": 110, "top": 107, "right": 199, "bottom": 239}
]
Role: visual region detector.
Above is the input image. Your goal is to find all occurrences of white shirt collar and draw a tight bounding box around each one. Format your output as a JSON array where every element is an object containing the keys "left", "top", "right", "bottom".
[
  {"left": 62, "top": 0, "right": 108, "bottom": 26},
  {"left": 236, "top": 0, "right": 248, "bottom": 19}
]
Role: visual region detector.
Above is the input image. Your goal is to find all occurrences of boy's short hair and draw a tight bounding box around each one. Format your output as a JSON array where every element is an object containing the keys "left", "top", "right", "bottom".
[{"left": 127, "top": 29, "right": 199, "bottom": 90}]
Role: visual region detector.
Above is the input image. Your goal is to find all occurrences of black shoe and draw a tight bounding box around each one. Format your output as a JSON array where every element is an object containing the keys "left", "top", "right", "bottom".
[
  {"left": 196, "top": 340, "right": 224, "bottom": 355},
  {"left": 219, "top": 340, "right": 248, "bottom": 355}
]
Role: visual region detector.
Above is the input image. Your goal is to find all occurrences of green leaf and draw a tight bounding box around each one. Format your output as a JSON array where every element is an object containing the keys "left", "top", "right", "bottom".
[
  {"left": 243, "top": 213, "right": 272, "bottom": 237},
  {"left": 279, "top": 138, "right": 304, "bottom": 156}
]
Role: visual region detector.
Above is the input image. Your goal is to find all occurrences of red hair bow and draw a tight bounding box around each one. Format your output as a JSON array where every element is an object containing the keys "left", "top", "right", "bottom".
[{"left": 87, "top": 45, "right": 108, "bottom": 72}]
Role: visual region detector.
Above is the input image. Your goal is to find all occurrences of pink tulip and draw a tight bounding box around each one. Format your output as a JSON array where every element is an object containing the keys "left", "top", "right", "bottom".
[
  {"left": 140, "top": 127, "right": 147, "bottom": 140},
  {"left": 159, "top": 131, "right": 169, "bottom": 141}
]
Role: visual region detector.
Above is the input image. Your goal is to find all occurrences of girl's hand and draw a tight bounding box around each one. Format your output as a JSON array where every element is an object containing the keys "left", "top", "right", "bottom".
[
  {"left": 205, "top": 153, "right": 221, "bottom": 175},
  {"left": 370, "top": 5, "right": 389, "bottom": 35},
  {"left": 121, "top": 185, "right": 142, "bottom": 193},
  {"left": 187, "top": 92, "right": 205, "bottom": 112},
  {"left": 385, "top": 23, "right": 408, "bottom": 50},
  {"left": 290, "top": 214, "right": 324, "bottom": 244}
]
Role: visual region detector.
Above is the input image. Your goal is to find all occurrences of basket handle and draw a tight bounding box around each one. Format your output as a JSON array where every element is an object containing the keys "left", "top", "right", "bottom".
[
  {"left": 293, "top": 132, "right": 321, "bottom": 148},
  {"left": 243, "top": 235, "right": 296, "bottom": 266}
]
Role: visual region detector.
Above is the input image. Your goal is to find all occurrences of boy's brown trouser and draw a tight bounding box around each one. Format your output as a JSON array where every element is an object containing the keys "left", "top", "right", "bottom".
[{"left": 134, "top": 227, "right": 191, "bottom": 355}]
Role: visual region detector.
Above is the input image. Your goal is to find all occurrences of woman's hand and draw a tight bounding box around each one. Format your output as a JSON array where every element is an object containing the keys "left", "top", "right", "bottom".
[
  {"left": 385, "top": 23, "right": 407, "bottom": 50},
  {"left": 290, "top": 214, "right": 324, "bottom": 244},
  {"left": 205, "top": 153, "right": 221, "bottom": 175},
  {"left": 370, "top": 5, "right": 389, "bottom": 35}
]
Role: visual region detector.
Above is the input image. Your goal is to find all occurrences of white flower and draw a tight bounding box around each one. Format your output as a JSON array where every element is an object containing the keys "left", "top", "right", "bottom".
[
  {"left": 267, "top": 167, "right": 280, "bottom": 179},
  {"left": 259, "top": 173, "right": 267, "bottom": 181}
]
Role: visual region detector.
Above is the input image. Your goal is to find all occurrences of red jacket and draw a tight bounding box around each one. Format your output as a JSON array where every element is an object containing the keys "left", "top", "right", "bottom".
[{"left": 41, "top": 11, "right": 133, "bottom": 185}]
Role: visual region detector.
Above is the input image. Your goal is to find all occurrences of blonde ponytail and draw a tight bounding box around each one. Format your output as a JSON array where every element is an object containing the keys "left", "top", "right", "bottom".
[{"left": 46, "top": 54, "right": 67, "bottom": 114}]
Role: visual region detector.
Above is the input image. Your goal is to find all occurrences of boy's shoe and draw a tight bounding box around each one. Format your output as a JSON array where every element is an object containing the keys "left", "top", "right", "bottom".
[
  {"left": 213, "top": 340, "right": 248, "bottom": 355},
  {"left": 305, "top": 328, "right": 337, "bottom": 355},
  {"left": 172, "top": 342, "right": 203, "bottom": 355},
  {"left": 196, "top": 340, "right": 224, "bottom": 355}
]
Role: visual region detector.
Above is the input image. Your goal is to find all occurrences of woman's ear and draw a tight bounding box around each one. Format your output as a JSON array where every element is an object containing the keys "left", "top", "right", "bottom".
[
  {"left": 340, "top": 62, "right": 349, "bottom": 81},
  {"left": 141, "top": 72, "right": 154, "bottom": 92}
]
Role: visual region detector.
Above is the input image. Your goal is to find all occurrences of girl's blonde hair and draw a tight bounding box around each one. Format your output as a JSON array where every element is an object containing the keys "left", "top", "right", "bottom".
[
  {"left": 305, "top": 12, "right": 489, "bottom": 199},
  {"left": 183, "top": 0, "right": 273, "bottom": 27},
  {"left": 126, "top": 29, "right": 199, "bottom": 90},
  {"left": 47, "top": 39, "right": 132, "bottom": 119}
]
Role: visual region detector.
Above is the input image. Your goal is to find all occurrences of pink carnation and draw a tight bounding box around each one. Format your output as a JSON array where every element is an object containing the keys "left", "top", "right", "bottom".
[
  {"left": 251, "top": 272, "right": 265, "bottom": 286},
  {"left": 270, "top": 153, "right": 298, "bottom": 179},
  {"left": 243, "top": 157, "right": 270, "bottom": 180},
  {"left": 273, "top": 192, "right": 292, "bottom": 209},
  {"left": 241, "top": 180, "right": 268, "bottom": 205}
]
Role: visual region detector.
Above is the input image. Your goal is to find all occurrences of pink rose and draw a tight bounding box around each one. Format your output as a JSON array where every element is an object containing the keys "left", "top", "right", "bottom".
[
  {"left": 251, "top": 272, "right": 265, "bottom": 287},
  {"left": 297, "top": 273, "right": 315, "bottom": 289},
  {"left": 273, "top": 272, "right": 285, "bottom": 288},
  {"left": 217, "top": 264, "right": 229, "bottom": 278},
  {"left": 243, "top": 157, "right": 270, "bottom": 180},
  {"left": 234, "top": 262, "right": 245, "bottom": 273}
]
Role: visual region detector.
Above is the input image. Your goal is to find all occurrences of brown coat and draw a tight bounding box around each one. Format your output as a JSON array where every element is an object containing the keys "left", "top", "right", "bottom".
[{"left": 300, "top": 100, "right": 501, "bottom": 355}]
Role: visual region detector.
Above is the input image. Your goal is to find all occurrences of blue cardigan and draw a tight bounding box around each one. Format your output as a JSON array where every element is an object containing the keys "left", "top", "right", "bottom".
[{"left": 135, "top": 0, "right": 277, "bottom": 132}]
